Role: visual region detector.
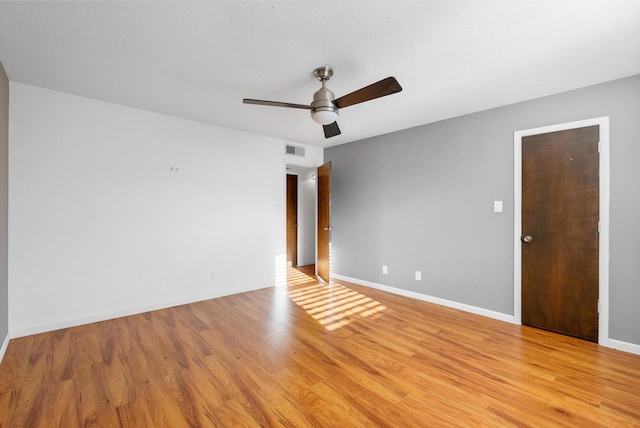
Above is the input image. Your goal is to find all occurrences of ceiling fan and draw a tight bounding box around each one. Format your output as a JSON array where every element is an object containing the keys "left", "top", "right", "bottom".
[{"left": 243, "top": 66, "right": 402, "bottom": 138}]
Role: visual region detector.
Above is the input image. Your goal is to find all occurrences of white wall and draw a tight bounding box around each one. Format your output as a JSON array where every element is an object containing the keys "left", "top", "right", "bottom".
[{"left": 8, "top": 83, "right": 309, "bottom": 336}]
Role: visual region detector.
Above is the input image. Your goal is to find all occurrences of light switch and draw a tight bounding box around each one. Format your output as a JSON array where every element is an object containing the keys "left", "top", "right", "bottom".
[{"left": 494, "top": 200, "right": 503, "bottom": 213}]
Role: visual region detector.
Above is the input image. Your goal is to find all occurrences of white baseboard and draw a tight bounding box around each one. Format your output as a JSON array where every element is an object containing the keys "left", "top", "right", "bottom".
[
  {"left": 332, "top": 274, "right": 515, "bottom": 324},
  {"left": 0, "top": 331, "right": 9, "bottom": 364},
  {"left": 10, "top": 283, "right": 272, "bottom": 338},
  {"left": 609, "top": 339, "right": 640, "bottom": 356}
]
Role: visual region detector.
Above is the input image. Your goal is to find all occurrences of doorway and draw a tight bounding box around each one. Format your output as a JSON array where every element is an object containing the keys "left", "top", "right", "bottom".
[
  {"left": 514, "top": 117, "right": 610, "bottom": 345},
  {"left": 286, "top": 174, "right": 298, "bottom": 267},
  {"left": 285, "top": 166, "right": 317, "bottom": 275}
]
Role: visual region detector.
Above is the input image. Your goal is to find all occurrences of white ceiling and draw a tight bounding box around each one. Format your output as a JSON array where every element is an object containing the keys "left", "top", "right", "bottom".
[{"left": 1, "top": 1, "right": 639, "bottom": 148}]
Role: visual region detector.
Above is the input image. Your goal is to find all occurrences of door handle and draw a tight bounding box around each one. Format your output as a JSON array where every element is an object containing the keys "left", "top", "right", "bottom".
[
  {"left": 324, "top": 226, "right": 335, "bottom": 231},
  {"left": 522, "top": 235, "right": 533, "bottom": 243}
]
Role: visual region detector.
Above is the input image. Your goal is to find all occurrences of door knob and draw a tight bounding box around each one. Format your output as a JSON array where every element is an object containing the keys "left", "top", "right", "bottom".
[
  {"left": 522, "top": 235, "right": 533, "bottom": 243},
  {"left": 324, "top": 226, "right": 335, "bottom": 231}
]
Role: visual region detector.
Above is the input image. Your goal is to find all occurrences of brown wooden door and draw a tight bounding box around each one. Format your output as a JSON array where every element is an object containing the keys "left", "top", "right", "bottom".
[
  {"left": 317, "top": 162, "right": 331, "bottom": 283},
  {"left": 286, "top": 174, "right": 298, "bottom": 267},
  {"left": 521, "top": 126, "right": 599, "bottom": 342}
]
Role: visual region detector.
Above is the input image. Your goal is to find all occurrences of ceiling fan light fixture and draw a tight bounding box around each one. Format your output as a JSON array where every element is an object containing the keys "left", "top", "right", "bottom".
[
  {"left": 311, "top": 84, "right": 339, "bottom": 125},
  {"left": 311, "top": 107, "right": 339, "bottom": 125}
]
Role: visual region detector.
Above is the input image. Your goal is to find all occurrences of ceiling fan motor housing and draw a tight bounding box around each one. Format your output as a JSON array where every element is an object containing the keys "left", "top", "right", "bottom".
[{"left": 311, "top": 86, "right": 339, "bottom": 125}]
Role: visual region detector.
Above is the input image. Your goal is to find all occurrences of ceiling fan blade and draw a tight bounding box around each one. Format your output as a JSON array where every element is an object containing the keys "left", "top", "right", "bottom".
[
  {"left": 334, "top": 77, "right": 402, "bottom": 109},
  {"left": 243, "top": 99, "right": 311, "bottom": 110},
  {"left": 323, "top": 122, "right": 341, "bottom": 138}
]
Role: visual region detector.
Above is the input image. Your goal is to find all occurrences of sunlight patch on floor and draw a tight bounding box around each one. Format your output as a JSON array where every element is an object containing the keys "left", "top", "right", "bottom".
[
  {"left": 287, "top": 268, "right": 386, "bottom": 330},
  {"left": 286, "top": 267, "right": 319, "bottom": 286}
]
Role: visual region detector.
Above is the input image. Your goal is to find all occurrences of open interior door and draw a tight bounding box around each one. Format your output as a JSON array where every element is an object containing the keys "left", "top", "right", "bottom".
[{"left": 317, "top": 162, "right": 331, "bottom": 284}]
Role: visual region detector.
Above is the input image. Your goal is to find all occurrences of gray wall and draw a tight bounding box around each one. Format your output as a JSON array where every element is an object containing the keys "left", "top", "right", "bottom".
[
  {"left": 0, "top": 61, "right": 8, "bottom": 345},
  {"left": 326, "top": 74, "right": 640, "bottom": 346}
]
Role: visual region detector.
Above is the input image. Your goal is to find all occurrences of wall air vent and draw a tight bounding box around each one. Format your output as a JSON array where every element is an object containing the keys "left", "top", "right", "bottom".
[{"left": 285, "top": 144, "right": 305, "bottom": 157}]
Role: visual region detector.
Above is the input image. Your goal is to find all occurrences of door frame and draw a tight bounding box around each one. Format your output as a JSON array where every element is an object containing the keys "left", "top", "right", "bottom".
[
  {"left": 286, "top": 174, "right": 298, "bottom": 267},
  {"left": 283, "top": 161, "right": 321, "bottom": 284},
  {"left": 513, "top": 116, "right": 610, "bottom": 346}
]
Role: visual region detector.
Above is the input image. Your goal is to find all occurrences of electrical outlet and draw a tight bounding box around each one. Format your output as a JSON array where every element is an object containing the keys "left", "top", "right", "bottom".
[
  {"left": 415, "top": 271, "right": 422, "bottom": 281},
  {"left": 382, "top": 265, "right": 388, "bottom": 275},
  {"left": 209, "top": 271, "right": 216, "bottom": 280}
]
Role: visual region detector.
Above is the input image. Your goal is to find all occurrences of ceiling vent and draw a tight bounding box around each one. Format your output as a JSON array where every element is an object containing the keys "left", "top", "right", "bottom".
[{"left": 285, "top": 144, "right": 305, "bottom": 157}]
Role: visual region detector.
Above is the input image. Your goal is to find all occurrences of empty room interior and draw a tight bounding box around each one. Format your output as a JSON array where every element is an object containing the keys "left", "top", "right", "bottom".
[{"left": 1, "top": 1, "right": 640, "bottom": 426}]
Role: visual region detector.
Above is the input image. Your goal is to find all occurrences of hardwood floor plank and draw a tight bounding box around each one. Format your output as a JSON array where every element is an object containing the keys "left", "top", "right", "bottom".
[
  {"left": 1, "top": 266, "right": 639, "bottom": 426},
  {"left": 115, "top": 396, "right": 156, "bottom": 428},
  {"left": 74, "top": 371, "right": 122, "bottom": 427},
  {"left": 211, "top": 398, "right": 262, "bottom": 428},
  {"left": 308, "top": 381, "right": 381, "bottom": 428}
]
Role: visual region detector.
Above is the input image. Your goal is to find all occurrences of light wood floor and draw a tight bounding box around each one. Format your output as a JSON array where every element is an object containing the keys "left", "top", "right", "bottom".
[{"left": 1, "top": 266, "right": 639, "bottom": 427}]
